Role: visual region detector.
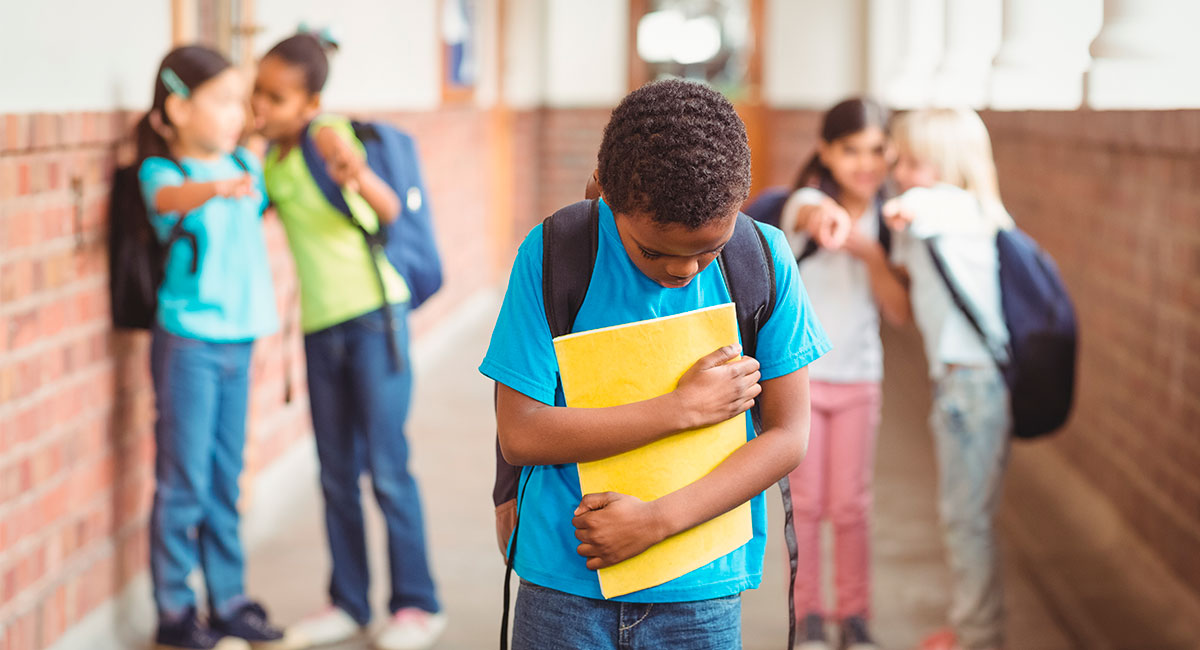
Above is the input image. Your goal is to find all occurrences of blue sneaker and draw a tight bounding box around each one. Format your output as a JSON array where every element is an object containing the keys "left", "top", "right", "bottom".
[
  {"left": 156, "top": 607, "right": 246, "bottom": 650},
  {"left": 210, "top": 600, "right": 285, "bottom": 647}
]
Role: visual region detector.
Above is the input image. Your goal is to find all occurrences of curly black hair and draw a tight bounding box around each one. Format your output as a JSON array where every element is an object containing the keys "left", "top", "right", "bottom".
[{"left": 597, "top": 79, "right": 751, "bottom": 230}]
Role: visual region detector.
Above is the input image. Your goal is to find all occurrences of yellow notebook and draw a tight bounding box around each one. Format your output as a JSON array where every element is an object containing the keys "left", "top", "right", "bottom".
[{"left": 553, "top": 303, "right": 752, "bottom": 598}]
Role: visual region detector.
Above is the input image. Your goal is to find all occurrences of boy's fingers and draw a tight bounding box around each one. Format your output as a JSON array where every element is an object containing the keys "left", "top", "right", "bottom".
[
  {"left": 727, "top": 357, "right": 759, "bottom": 378},
  {"left": 696, "top": 344, "right": 742, "bottom": 370},
  {"left": 574, "top": 491, "right": 615, "bottom": 516}
]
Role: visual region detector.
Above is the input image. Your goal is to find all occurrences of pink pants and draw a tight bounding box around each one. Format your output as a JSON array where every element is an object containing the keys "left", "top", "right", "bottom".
[{"left": 786, "top": 380, "right": 882, "bottom": 620}]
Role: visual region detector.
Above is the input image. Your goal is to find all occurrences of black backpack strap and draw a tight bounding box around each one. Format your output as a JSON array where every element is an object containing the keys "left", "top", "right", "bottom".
[
  {"left": 925, "top": 238, "right": 1010, "bottom": 370},
  {"left": 717, "top": 214, "right": 776, "bottom": 360},
  {"left": 541, "top": 199, "right": 600, "bottom": 338},
  {"left": 717, "top": 214, "right": 798, "bottom": 650},
  {"left": 500, "top": 199, "right": 600, "bottom": 650}
]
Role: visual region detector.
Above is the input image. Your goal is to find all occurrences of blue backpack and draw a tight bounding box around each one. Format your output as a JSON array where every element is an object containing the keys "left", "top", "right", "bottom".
[
  {"left": 927, "top": 227, "right": 1078, "bottom": 439},
  {"left": 300, "top": 120, "right": 444, "bottom": 309}
]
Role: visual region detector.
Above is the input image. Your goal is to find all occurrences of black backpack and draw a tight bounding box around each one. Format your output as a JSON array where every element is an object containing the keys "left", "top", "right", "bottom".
[
  {"left": 108, "top": 155, "right": 249, "bottom": 329},
  {"left": 494, "top": 199, "right": 804, "bottom": 650},
  {"left": 743, "top": 185, "right": 891, "bottom": 263},
  {"left": 926, "top": 227, "right": 1077, "bottom": 439}
]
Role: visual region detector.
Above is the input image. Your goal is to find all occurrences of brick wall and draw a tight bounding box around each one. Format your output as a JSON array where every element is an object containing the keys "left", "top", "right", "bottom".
[
  {"left": 0, "top": 104, "right": 504, "bottom": 649},
  {"left": 983, "top": 109, "right": 1200, "bottom": 595}
]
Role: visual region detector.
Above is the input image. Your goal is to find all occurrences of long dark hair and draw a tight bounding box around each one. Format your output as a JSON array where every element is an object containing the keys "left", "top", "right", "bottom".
[
  {"left": 792, "top": 97, "right": 890, "bottom": 201},
  {"left": 135, "top": 45, "right": 232, "bottom": 164},
  {"left": 264, "top": 32, "right": 339, "bottom": 95}
]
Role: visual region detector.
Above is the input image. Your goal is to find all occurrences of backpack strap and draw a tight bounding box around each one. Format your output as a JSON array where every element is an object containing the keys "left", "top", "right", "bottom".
[
  {"left": 541, "top": 199, "right": 600, "bottom": 338},
  {"left": 298, "top": 122, "right": 403, "bottom": 370},
  {"left": 925, "top": 238, "right": 1011, "bottom": 370},
  {"left": 717, "top": 214, "right": 776, "bottom": 359}
]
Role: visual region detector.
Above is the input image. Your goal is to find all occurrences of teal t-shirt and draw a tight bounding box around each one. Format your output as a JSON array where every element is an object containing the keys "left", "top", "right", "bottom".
[
  {"left": 139, "top": 148, "right": 278, "bottom": 341},
  {"left": 479, "top": 199, "right": 831, "bottom": 602}
]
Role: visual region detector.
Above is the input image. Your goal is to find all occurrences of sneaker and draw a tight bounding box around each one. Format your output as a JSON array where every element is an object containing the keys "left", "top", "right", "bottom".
[
  {"left": 211, "top": 600, "right": 287, "bottom": 647},
  {"left": 838, "top": 615, "right": 878, "bottom": 650},
  {"left": 918, "top": 628, "right": 962, "bottom": 650},
  {"left": 285, "top": 606, "right": 364, "bottom": 648},
  {"left": 796, "top": 612, "right": 831, "bottom": 650},
  {"left": 374, "top": 608, "right": 447, "bottom": 650},
  {"left": 156, "top": 607, "right": 249, "bottom": 650}
]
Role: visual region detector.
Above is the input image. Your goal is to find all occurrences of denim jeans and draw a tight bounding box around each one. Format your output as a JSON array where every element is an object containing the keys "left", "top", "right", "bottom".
[
  {"left": 149, "top": 328, "right": 254, "bottom": 617},
  {"left": 930, "top": 366, "right": 1011, "bottom": 650},
  {"left": 304, "top": 303, "right": 439, "bottom": 624},
  {"left": 512, "top": 580, "right": 741, "bottom": 650}
]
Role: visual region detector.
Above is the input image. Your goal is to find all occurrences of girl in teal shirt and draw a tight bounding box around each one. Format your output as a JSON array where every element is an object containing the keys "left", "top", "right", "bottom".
[{"left": 134, "top": 44, "right": 284, "bottom": 650}]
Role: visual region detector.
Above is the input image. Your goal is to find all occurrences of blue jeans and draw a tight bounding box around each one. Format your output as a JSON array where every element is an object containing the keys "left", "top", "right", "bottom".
[
  {"left": 512, "top": 580, "right": 741, "bottom": 650},
  {"left": 930, "top": 366, "right": 1011, "bottom": 650},
  {"left": 304, "top": 303, "right": 439, "bottom": 624},
  {"left": 149, "top": 328, "right": 253, "bottom": 617}
]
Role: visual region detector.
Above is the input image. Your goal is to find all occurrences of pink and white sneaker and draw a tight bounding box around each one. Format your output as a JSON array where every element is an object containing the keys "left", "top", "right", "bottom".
[{"left": 374, "top": 607, "right": 447, "bottom": 650}]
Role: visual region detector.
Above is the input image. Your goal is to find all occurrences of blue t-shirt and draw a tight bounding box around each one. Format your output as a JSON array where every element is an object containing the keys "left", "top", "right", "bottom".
[
  {"left": 479, "top": 198, "right": 830, "bottom": 602},
  {"left": 139, "top": 148, "right": 278, "bottom": 342}
]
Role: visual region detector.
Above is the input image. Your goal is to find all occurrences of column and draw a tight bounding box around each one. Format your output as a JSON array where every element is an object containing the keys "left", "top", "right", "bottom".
[
  {"left": 1087, "top": 0, "right": 1200, "bottom": 109},
  {"left": 930, "top": 0, "right": 1001, "bottom": 108},
  {"left": 988, "top": 0, "right": 1101, "bottom": 110},
  {"left": 879, "top": 0, "right": 946, "bottom": 109}
]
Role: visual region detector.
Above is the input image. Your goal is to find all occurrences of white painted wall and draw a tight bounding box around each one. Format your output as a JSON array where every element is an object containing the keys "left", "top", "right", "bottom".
[
  {"left": 543, "top": 0, "right": 628, "bottom": 108},
  {"left": 764, "top": 0, "right": 867, "bottom": 109},
  {"left": 0, "top": 1, "right": 171, "bottom": 112},
  {"left": 253, "top": 0, "right": 441, "bottom": 111}
]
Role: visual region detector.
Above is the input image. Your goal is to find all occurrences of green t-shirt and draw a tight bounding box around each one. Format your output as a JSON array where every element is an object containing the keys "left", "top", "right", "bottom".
[{"left": 264, "top": 117, "right": 410, "bottom": 333}]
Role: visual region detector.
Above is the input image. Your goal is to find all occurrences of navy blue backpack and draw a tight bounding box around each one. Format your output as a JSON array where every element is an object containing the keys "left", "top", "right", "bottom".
[
  {"left": 927, "top": 227, "right": 1078, "bottom": 439},
  {"left": 300, "top": 120, "right": 445, "bottom": 309}
]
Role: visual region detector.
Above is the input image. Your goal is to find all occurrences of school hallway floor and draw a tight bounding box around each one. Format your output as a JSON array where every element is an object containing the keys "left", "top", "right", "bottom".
[{"left": 116, "top": 292, "right": 1080, "bottom": 650}]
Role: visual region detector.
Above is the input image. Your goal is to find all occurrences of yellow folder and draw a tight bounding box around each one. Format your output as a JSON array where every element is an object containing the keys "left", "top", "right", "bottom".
[{"left": 553, "top": 303, "right": 752, "bottom": 598}]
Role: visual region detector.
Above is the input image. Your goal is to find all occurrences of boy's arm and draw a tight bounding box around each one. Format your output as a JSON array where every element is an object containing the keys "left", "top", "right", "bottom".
[
  {"left": 571, "top": 367, "right": 810, "bottom": 570},
  {"left": 313, "top": 125, "right": 401, "bottom": 225},
  {"left": 496, "top": 344, "right": 761, "bottom": 466}
]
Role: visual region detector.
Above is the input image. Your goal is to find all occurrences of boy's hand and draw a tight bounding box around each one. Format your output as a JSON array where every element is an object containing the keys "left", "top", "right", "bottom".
[
  {"left": 572, "top": 492, "right": 666, "bottom": 570},
  {"left": 882, "top": 197, "right": 914, "bottom": 232},
  {"left": 213, "top": 175, "right": 256, "bottom": 199},
  {"left": 674, "top": 345, "right": 761, "bottom": 430}
]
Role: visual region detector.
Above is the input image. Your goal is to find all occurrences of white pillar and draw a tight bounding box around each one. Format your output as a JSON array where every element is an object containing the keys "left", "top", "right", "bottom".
[
  {"left": 1087, "top": 0, "right": 1200, "bottom": 109},
  {"left": 930, "top": 0, "right": 1001, "bottom": 108},
  {"left": 880, "top": 0, "right": 946, "bottom": 109},
  {"left": 988, "top": 0, "right": 1101, "bottom": 110}
]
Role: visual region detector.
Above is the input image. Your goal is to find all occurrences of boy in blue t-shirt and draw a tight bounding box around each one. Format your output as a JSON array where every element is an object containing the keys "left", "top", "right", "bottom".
[{"left": 480, "top": 79, "right": 830, "bottom": 649}]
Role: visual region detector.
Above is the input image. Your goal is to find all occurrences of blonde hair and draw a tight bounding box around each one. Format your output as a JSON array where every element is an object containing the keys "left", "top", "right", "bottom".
[{"left": 891, "top": 107, "right": 1012, "bottom": 228}]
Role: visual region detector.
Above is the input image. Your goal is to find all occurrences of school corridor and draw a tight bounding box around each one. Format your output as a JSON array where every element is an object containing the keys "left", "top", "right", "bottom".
[{"left": 3, "top": 1, "right": 1200, "bottom": 649}]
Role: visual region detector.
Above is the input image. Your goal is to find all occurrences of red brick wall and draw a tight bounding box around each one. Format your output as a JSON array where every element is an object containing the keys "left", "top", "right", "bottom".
[
  {"left": 983, "top": 109, "right": 1200, "bottom": 595},
  {"left": 0, "top": 104, "right": 504, "bottom": 649}
]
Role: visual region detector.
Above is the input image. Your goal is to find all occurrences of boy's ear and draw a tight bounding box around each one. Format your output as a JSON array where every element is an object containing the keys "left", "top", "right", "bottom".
[{"left": 584, "top": 168, "right": 602, "bottom": 200}]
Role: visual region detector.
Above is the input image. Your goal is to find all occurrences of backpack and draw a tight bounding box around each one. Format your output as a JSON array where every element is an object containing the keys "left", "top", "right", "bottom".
[
  {"left": 300, "top": 120, "right": 444, "bottom": 308},
  {"left": 493, "top": 199, "right": 804, "bottom": 650},
  {"left": 926, "top": 227, "right": 1077, "bottom": 439},
  {"left": 108, "top": 154, "right": 248, "bottom": 329},
  {"left": 743, "top": 185, "right": 891, "bottom": 264}
]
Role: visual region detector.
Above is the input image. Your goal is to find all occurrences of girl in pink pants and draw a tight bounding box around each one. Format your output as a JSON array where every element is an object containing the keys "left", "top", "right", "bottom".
[{"left": 775, "top": 98, "right": 911, "bottom": 650}]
